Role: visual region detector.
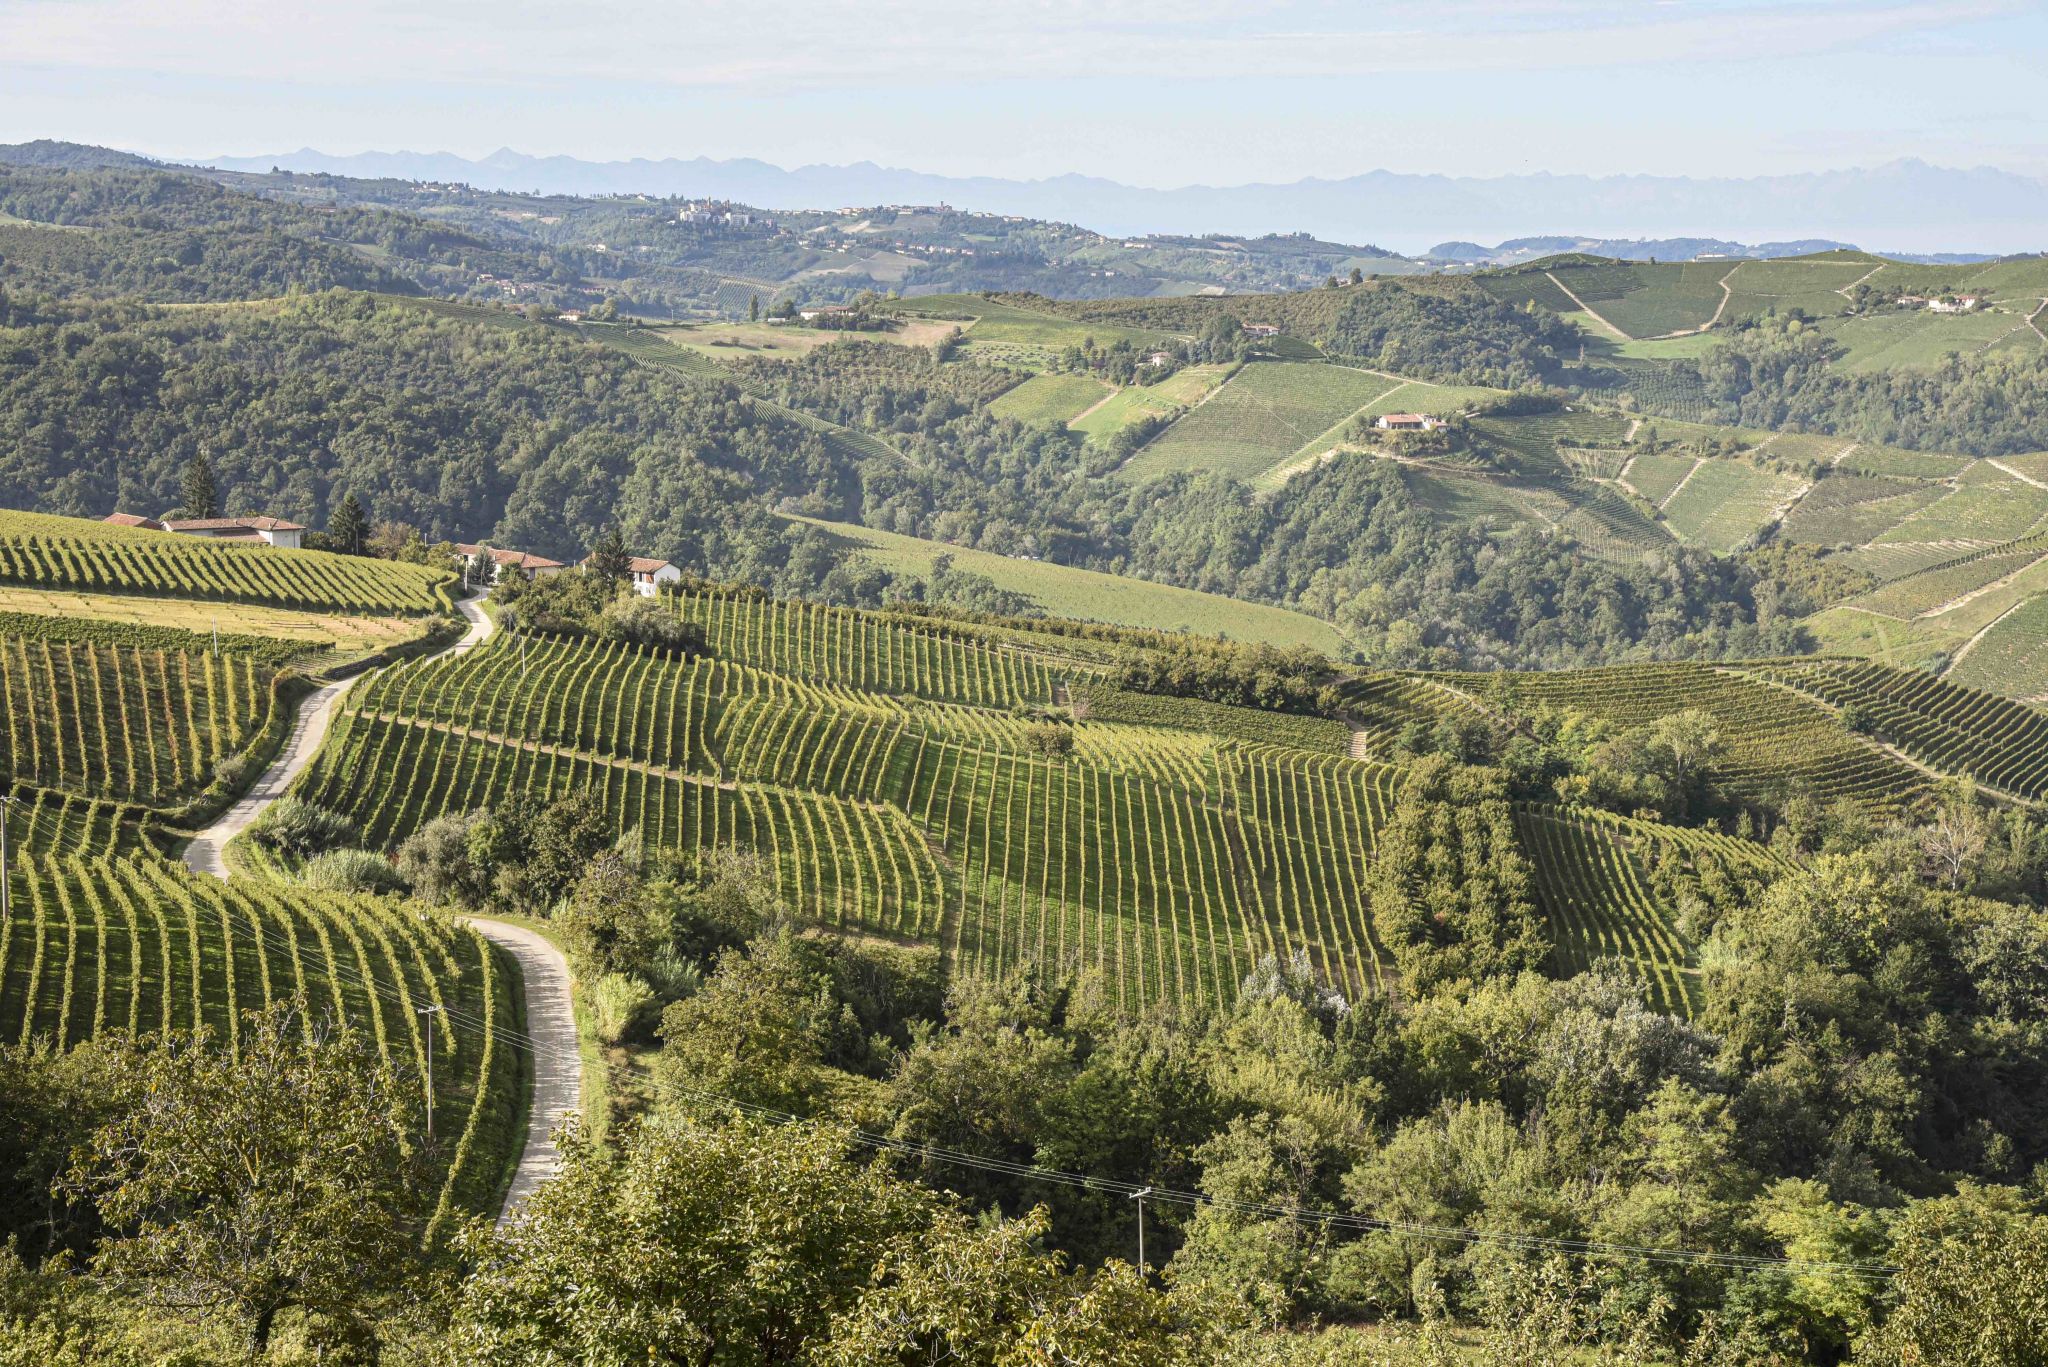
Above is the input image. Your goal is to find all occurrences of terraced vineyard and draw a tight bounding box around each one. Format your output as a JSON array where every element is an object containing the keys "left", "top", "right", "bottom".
[
  {"left": 0, "top": 637, "right": 276, "bottom": 806},
  {"left": 669, "top": 588, "right": 1075, "bottom": 706},
  {"left": 1749, "top": 660, "right": 2048, "bottom": 800},
  {"left": 1657, "top": 459, "right": 1805, "bottom": 552},
  {"left": 0, "top": 838, "right": 520, "bottom": 1234},
  {"left": 1514, "top": 807, "right": 1698, "bottom": 1014},
  {"left": 1850, "top": 536, "right": 2048, "bottom": 618},
  {"left": 300, "top": 625, "right": 1415, "bottom": 1007},
  {"left": 1457, "top": 662, "right": 1930, "bottom": 814},
  {"left": 0, "top": 512, "right": 455, "bottom": 615},
  {"left": 1947, "top": 593, "right": 2048, "bottom": 700}
]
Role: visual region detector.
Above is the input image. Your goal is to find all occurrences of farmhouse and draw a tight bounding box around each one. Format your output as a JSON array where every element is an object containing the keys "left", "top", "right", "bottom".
[
  {"left": 1375, "top": 413, "right": 1445, "bottom": 432},
  {"left": 799, "top": 304, "right": 855, "bottom": 322},
  {"left": 1927, "top": 296, "right": 1983, "bottom": 314},
  {"left": 556, "top": 310, "right": 584, "bottom": 323},
  {"left": 583, "top": 552, "right": 682, "bottom": 597},
  {"left": 102, "top": 512, "right": 166, "bottom": 531},
  {"left": 455, "top": 544, "right": 567, "bottom": 584},
  {"left": 1242, "top": 323, "right": 1282, "bottom": 337},
  {"left": 159, "top": 516, "right": 307, "bottom": 549}
]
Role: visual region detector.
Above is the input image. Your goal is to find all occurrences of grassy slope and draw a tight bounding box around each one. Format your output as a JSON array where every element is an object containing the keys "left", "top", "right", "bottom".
[
  {"left": 786, "top": 514, "right": 1350, "bottom": 653},
  {"left": 1116, "top": 362, "right": 1400, "bottom": 485}
]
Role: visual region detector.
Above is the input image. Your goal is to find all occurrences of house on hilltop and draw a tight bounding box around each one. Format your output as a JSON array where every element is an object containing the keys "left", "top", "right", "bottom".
[
  {"left": 102, "top": 512, "right": 166, "bottom": 531},
  {"left": 1927, "top": 296, "right": 1983, "bottom": 314},
  {"left": 1375, "top": 413, "right": 1445, "bottom": 432},
  {"left": 160, "top": 516, "right": 307, "bottom": 549},
  {"left": 799, "top": 304, "right": 855, "bottom": 322},
  {"left": 455, "top": 544, "right": 567, "bottom": 584},
  {"left": 583, "top": 552, "right": 682, "bottom": 598}
]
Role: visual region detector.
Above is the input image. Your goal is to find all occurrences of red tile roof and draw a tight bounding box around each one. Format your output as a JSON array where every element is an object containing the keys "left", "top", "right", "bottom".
[
  {"left": 455, "top": 543, "right": 566, "bottom": 570},
  {"left": 102, "top": 512, "right": 165, "bottom": 529},
  {"left": 161, "top": 515, "right": 308, "bottom": 532}
]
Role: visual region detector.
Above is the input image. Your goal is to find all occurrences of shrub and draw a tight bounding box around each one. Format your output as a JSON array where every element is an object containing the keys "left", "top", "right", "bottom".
[
  {"left": 599, "top": 597, "right": 705, "bottom": 654},
  {"left": 395, "top": 810, "right": 490, "bottom": 909},
  {"left": 1023, "top": 722, "right": 1074, "bottom": 758},
  {"left": 589, "top": 973, "right": 660, "bottom": 1046},
  {"left": 250, "top": 797, "right": 359, "bottom": 859},
  {"left": 301, "top": 848, "right": 406, "bottom": 895}
]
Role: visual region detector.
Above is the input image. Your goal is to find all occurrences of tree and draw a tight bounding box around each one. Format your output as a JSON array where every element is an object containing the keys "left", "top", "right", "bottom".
[
  {"left": 586, "top": 524, "right": 632, "bottom": 588},
  {"left": 748, "top": 293, "right": 761, "bottom": 322},
  {"left": 1860, "top": 1185, "right": 2048, "bottom": 1366},
  {"left": 62, "top": 1004, "right": 427, "bottom": 1354},
  {"left": 327, "top": 490, "right": 369, "bottom": 555},
  {"left": 181, "top": 451, "right": 219, "bottom": 520},
  {"left": 447, "top": 1113, "right": 940, "bottom": 1364}
]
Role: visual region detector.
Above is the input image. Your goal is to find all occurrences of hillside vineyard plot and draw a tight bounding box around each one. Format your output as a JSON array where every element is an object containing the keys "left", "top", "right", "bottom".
[
  {"left": 1752, "top": 660, "right": 2048, "bottom": 800},
  {"left": 0, "top": 842, "right": 519, "bottom": 1235},
  {"left": 1460, "top": 662, "right": 1929, "bottom": 814},
  {"left": 0, "top": 520, "right": 455, "bottom": 616},
  {"left": 1115, "top": 362, "right": 1400, "bottom": 484},
  {"left": 669, "top": 589, "right": 1066, "bottom": 706},
  {"left": 0, "top": 637, "right": 274, "bottom": 806},
  {"left": 301, "top": 625, "right": 1411, "bottom": 1007}
]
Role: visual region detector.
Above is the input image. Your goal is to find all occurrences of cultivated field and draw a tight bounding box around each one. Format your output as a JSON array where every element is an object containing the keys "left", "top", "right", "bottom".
[
  {"left": 790, "top": 516, "right": 1348, "bottom": 652},
  {"left": 987, "top": 372, "right": 1114, "bottom": 426},
  {"left": 1116, "top": 362, "right": 1401, "bottom": 484},
  {"left": 0, "top": 511, "right": 456, "bottom": 616}
]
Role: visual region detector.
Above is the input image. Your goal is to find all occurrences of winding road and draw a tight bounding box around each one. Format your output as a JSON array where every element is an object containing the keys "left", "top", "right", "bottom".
[{"left": 181, "top": 591, "right": 582, "bottom": 1225}]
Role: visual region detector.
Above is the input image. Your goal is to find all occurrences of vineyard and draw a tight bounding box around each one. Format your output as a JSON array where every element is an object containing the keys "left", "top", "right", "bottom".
[
  {"left": 667, "top": 588, "right": 1076, "bottom": 706},
  {"left": 294, "top": 628, "right": 1415, "bottom": 1006},
  {"left": 0, "top": 637, "right": 277, "bottom": 806},
  {"left": 1750, "top": 660, "right": 2048, "bottom": 800},
  {"left": 0, "top": 840, "right": 521, "bottom": 1234},
  {"left": 0, "top": 512, "right": 456, "bottom": 615},
  {"left": 1449, "top": 661, "right": 1931, "bottom": 815}
]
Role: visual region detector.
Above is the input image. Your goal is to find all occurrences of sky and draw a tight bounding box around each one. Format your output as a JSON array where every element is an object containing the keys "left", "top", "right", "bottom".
[{"left": 2, "top": 0, "right": 2044, "bottom": 187}]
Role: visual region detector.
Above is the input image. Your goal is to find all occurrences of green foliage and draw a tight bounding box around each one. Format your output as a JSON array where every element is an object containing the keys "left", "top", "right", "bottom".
[
  {"left": 1369, "top": 759, "right": 1547, "bottom": 992},
  {"left": 297, "top": 847, "right": 405, "bottom": 895},
  {"left": 249, "top": 796, "right": 359, "bottom": 860},
  {"left": 60, "top": 1004, "right": 428, "bottom": 1354}
]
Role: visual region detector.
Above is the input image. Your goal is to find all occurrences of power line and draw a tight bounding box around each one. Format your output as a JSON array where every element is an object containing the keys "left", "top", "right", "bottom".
[{"left": 226, "top": 916, "right": 1894, "bottom": 1282}]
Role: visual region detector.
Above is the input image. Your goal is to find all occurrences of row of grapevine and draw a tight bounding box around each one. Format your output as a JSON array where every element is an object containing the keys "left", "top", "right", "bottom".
[
  {"left": 1512, "top": 806, "right": 1699, "bottom": 1016},
  {"left": 298, "top": 714, "right": 946, "bottom": 936},
  {"left": 667, "top": 589, "right": 1069, "bottom": 706},
  {"left": 1747, "top": 660, "right": 2048, "bottom": 800},
  {"left": 0, "top": 528, "right": 454, "bottom": 615},
  {"left": 0, "top": 850, "right": 517, "bottom": 1223},
  {"left": 1451, "top": 661, "right": 1929, "bottom": 814},
  {"left": 349, "top": 636, "right": 911, "bottom": 797},
  {"left": 1070, "top": 684, "right": 1353, "bottom": 756},
  {"left": 0, "top": 636, "right": 274, "bottom": 806},
  {"left": 4, "top": 782, "right": 148, "bottom": 857}
]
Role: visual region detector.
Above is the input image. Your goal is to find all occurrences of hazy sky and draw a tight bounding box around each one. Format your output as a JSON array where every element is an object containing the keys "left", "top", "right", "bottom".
[{"left": 3, "top": 0, "right": 2044, "bottom": 185}]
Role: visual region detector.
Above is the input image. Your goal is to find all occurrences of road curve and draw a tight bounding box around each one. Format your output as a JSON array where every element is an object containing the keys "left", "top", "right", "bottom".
[
  {"left": 179, "top": 592, "right": 582, "bottom": 1221},
  {"left": 182, "top": 592, "right": 494, "bottom": 877},
  {"left": 463, "top": 916, "right": 582, "bottom": 1222}
]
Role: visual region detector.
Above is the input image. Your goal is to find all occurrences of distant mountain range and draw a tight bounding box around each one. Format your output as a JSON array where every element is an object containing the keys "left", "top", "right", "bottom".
[{"left": 199, "top": 148, "right": 2048, "bottom": 257}]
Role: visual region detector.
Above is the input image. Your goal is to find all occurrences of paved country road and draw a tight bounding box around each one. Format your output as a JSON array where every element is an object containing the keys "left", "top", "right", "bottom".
[{"left": 180, "top": 592, "right": 582, "bottom": 1224}]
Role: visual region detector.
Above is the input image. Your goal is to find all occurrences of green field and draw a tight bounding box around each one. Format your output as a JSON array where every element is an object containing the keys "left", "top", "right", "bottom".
[
  {"left": 1622, "top": 453, "right": 1700, "bottom": 506},
  {"left": 0, "top": 511, "right": 455, "bottom": 616},
  {"left": 1116, "top": 362, "right": 1401, "bottom": 484},
  {"left": 1820, "top": 309, "right": 2045, "bottom": 372},
  {"left": 1833, "top": 445, "right": 1973, "bottom": 480},
  {"left": 1657, "top": 460, "right": 1805, "bottom": 552},
  {"left": 986, "top": 372, "right": 1114, "bottom": 426},
  {"left": 1780, "top": 478, "right": 1946, "bottom": 546},
  {"left": 1068, "top": 365, "right": 1232, "bottom": 441},
  {"left": 1948, "top": 593, "right": 2048, "bottom": 699},
  {"left": 787, "top": 516, "right": 1349, "bottom": 653},
  {"left": 1872, "top": 463, "right": 2048, "bottom": 545}
]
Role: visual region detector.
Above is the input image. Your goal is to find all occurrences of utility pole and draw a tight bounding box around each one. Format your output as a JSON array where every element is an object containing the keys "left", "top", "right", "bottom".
[
  {"left": 0, "top": 793, "right": 10, "bottom": 930},
  {"left": 417, "top": 1004, "right": 444, "bottom": 1137},
  {"left": 1131, "top": 1186, "right": 1153, "bottom": 1276}
]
